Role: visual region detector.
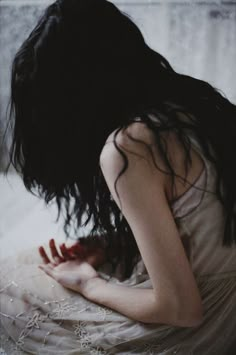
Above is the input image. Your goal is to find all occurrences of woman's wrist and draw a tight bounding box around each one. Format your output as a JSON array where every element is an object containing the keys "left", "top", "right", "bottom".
[{"left": 81, "top": 276, "right": 108, "bottom": 300}]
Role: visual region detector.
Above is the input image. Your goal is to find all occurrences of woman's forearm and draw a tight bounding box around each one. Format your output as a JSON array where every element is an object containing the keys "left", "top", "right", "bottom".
[{"left": 82, "top": 277, "right": 177, "bottom": 325}]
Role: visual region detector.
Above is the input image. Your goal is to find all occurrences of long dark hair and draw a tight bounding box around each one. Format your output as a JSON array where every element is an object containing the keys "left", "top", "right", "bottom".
[{"left": 7, "top": 0, "right": 236, "bottom": 279}]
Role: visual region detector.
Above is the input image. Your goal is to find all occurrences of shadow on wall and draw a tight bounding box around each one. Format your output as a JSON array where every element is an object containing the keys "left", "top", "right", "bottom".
[{"left": 0, "top": 0, "right": 236, "bottom": 170}]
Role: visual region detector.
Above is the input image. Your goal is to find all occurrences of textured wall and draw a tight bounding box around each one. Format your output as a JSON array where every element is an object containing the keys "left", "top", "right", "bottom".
[{"left": 0, "top": 0, "right": 236, "bottom": 169}]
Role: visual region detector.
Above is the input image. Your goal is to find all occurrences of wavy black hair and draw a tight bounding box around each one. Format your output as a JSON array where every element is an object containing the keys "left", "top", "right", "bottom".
[{"left": 6, "top": 0, "right": 236, "bottom": 279}]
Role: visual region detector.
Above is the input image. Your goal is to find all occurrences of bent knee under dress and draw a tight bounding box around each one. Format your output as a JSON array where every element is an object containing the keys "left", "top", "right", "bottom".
[{"left": 1, "top": 139, "right": 236, "bottom": 355}]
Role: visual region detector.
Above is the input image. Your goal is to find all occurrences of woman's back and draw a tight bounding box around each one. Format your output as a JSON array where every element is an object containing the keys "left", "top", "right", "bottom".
[
  {"left": 168, "top": 137, "right": 236, "bottom": 353},
  {"left": 172, "top": 134, "right": 236, "bottom": 277}
]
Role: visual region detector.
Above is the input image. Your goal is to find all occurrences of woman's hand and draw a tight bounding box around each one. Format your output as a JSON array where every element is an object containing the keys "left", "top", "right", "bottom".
[
  {"left": 41, "top": 236, "right": 107, "bottom": 269},
  {"left": 38, "top": 238, "right": 105, "bottom": 294}
]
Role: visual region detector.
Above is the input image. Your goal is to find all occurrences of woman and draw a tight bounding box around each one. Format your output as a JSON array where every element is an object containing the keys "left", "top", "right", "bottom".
[{"left": 1, "top": 0, "right": 236, "bottom": 353}]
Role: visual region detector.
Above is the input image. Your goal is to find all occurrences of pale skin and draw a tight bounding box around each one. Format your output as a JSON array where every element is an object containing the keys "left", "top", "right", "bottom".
[{"left": 39, "top": 121, "right": 205, "bottom": 327}]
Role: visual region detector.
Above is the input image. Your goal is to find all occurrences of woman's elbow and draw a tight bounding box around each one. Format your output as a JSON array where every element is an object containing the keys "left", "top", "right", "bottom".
[
  {"left": 176, "top": 303, "right": 204, "bottom": 328},
  {"left": 142, "top": 298, "right": 204, "bottom": 328}
]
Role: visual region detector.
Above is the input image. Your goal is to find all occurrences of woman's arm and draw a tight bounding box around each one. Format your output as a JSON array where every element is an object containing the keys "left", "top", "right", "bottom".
[
  {"left": 82, "top": 277, "right": 202, "bottom": 327},
  {"left": 94, "top": 124, "right": 203, "bottom": 326}
]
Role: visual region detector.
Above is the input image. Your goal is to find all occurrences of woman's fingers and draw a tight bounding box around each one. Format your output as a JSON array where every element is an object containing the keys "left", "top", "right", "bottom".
[
  {"left": 61, "top": 242, "right": 87, "bottom": 260},
  {"left": 38, "top": 246, "right": 51, "bottom": 264},
  {"left": 49, "top": 238, "right": 64, "bottom": 264},
  {"left": 38, "top": 239, "right": 64, "bottom": 265},
  {"left": 59, "top": 243, "right": 72, "bottom": 260}
]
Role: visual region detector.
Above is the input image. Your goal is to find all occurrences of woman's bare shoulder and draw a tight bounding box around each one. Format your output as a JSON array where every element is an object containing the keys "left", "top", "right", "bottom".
[
  {"left": 99, "top": 120, "right": 193, "bottom": 176},
  {"left": 99, "top": 121, "right": 168, "bottom": 203},
  {"left": 104, "top": 121, "right": 155, "bottom": 146},
  {"left": 99, "top": 120, "right": 205, "bottom": 202},
  {"left": 100, "top": 121, "right": 158, "bottom": 167}
]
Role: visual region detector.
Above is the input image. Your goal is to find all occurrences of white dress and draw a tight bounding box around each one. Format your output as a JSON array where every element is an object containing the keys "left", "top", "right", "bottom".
[{"left": 1, "top": 139, "right": 236, "bottom": 354}]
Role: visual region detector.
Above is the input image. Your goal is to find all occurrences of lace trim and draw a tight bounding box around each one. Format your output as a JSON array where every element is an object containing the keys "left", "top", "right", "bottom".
[
  {"left": 0, "top": 277, "right": 114, "bottom": 354},
  {"left": 1, "top": 276, "right": 181, "bottom": 354},
  {"left": 1, "top": 304, "right": 111, "bottom": 354},
  {"left": 1, "top": 275, "right": 235, "bottom": 354},
  {"left": 0, "top": 333, "right": 25, "bottom": 355},
  {"left": 132, "top": 341, "right": 181, "bottom": 354}
]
